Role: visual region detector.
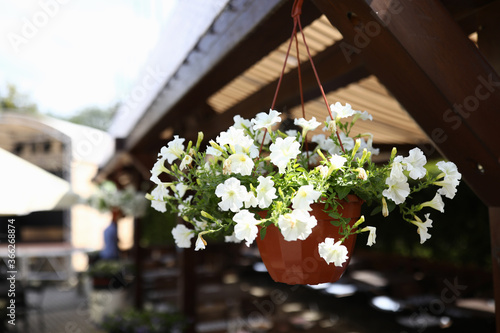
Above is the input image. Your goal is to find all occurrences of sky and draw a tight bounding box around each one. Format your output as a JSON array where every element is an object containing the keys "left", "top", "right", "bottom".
[{"left": 0, "top": 0, "right": 176, "bottom": 117}]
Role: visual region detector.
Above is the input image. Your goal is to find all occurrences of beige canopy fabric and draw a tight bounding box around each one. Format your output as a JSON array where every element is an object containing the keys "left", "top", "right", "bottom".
[{"left": 0, "top": 148, "right": 80, "bottom": 216}]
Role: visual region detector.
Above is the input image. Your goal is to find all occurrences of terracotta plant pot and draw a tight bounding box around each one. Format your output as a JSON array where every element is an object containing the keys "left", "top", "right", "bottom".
[{"left": 256, "top": 195, "right": 363, "bottom": 285}]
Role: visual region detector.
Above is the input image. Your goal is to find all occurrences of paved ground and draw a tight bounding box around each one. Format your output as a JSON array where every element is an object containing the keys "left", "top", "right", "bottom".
[
  {"left": 1, "top": 251, "right": 496, "bottom": 333},
  {"left": 2, "top": 283, "right": 105, "bottom": 333}
]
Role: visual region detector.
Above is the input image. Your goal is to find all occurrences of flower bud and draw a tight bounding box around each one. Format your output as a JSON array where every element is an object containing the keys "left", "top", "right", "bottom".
[
  {"left": 390, "top": 147, "right": 397, "bottom": 160},
  {"left": 327, "top": 120, "right": 336, "bottom": 132},
  {"left": 196, "top": 131, "right": 204, "bottom": 149},
  {"left": 351, "top": 138, "right": 361, "bottom": 159},
  {"left": 353, "top": 215, "right": 365, "bottom": 228},
  {"left": 209, "top": 140, "right": 224, "bottom": 152},
  {"left": 382, "top": 197, "right": 389, "bottom": 217},
  {"left": 201, "top": 211, "right": 214, "bottom": 220},
  {"left": 359, "top": 148, "right": 368, "bottom": 165}
]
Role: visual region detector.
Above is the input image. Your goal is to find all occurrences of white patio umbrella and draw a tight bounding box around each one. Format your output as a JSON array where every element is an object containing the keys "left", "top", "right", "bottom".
[{"left": 0, "top": 148, "right": 80, "bottom": 215}]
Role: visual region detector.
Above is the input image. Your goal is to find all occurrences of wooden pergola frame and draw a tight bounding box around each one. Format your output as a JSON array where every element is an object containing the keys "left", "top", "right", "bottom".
[{"left": 99, "top": 0, "right": 500, "bottom": 330}]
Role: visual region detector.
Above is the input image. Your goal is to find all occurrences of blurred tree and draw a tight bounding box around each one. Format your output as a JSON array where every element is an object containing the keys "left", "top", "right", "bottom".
[
  {"left": 0, "top": 84, "right": 39, "bottom": 114},
  {"left": 64, "top": 104, "right": 118, "bottom": 131}
]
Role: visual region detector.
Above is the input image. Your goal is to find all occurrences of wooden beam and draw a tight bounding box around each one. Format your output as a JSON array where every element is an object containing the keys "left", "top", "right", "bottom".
[
  {"left": 477, "top": 12, "right": 500, "bottom": 331},
  {"left": 312, "top": 0, "right": 500, "bottom": 207},
  {"left": 202, "top": 41, "right": 370, "bottom": 140},
  {"left": 447, "top": 0, "right": 500, "bottom": 36},
  {"left": 477, "top": 2, "right": 500, "bottom": 74}
]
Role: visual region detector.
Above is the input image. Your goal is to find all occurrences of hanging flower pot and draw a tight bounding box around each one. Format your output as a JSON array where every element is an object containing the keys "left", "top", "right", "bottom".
[
  {"left": 145, "top": 0, "right": 462, "bottom": 289},
  {"left": 255, "top": 195, "right": 363, "bottom": 285}
]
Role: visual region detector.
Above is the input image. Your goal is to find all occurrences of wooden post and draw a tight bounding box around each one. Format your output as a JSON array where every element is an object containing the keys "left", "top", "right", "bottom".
[
  {"left": 478, "top": 15, "right": 500, "bottom": 332},
  {"left": 490, "top": 207, "right": 500, "bottom": 332},
  {"left": 178, "top": 245, "right": 196, "bottom": 332},
  {"left": 133, "top": 217, "right": 143, "bottom": 309}
]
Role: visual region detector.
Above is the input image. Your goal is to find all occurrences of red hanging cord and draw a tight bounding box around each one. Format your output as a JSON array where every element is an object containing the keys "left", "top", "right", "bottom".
[
  {"left": 262, "top": 0, "right": 345, "bottom": 156},
  {"left": 296, "top": 17, "right": 345, "bottom": 153}
]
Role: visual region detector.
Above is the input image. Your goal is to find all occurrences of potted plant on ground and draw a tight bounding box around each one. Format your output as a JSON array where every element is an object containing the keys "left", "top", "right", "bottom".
[{"left": 100, "top": 308, "right": 187, "bottom": 333}]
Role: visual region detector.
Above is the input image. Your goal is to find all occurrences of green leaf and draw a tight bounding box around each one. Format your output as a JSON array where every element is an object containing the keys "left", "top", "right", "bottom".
[
  {"left": 371, "top": 206, "right": 382, "bottom": 216},
  {"left": 328, "top": 211, "right": 341, "bottom": 219},
  {"left": 330, "top": 220, "right": 342, "bottom": 227},
  {"left": 260, "top": 227, "right": 267, "bottom": 240},
  {"left": 387, "top": 200, "right": 397, "bottom": 212},
  {"left": 336, "top": 186, "right": 350, "bottom": 200}
]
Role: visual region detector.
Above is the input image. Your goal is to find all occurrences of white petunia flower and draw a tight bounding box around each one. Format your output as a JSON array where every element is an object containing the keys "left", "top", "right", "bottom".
[
  {"left": 389, "top": 156, "right": 406, "bottom": 182},
  {"left": 355, "top": 167, "right": 368, "bottom": 181},
  {"left": 318, "top": 238, "right": 349, "bottom": 266},
  {"left": 292, "top": 185, "right": 321, "bottom": 211},
  {"left": 317, "top": 165, "right": 329, "bottom": 178},
  {"left": 252, "top": 109, "right": 282, "bottom": 132},
  {"left": 364, "top": 226, "right": 377, "bottom": 246},
  {"left": 206, "top": 145, "right": 222, "bottom": 157},
  {"left": 403, "top": 148, "right": 427, "bottom": 180},
  {"left": 244, "top": 191, "right": 258, "bottom": 208},
  {"left": 330, "top": 102, "right": 356, "bottom": 119},
  {"left": 216, "top": 127, "right": 250, "bottom": 150},
  {"left": 225, "top": 232, "right": 242, "bottom": 244},
  {"left": 382, "top": 177, "right": 410, "bottom": 204},
  {"left": 175, "top": 183, "right": 188, "bottom": 198},
  {"left": 172, "top": 224, "right": 194, "bottom": 248},
  {"left": 233, "top": 210, "right": 260, "bottom": 246},
  {"left": 294, "top": 117, "right": 321, "bottom": 135},
  {"left": 195, "top": 234, "right": 207, "bottom": 251},
  {"left": 269, "top": 137, "right": 301, "bottom": 173},
  {"left": 150, "top": 157, "right": 167, "bottom": 184},
  {"left": 278, "top": 209, "right": 317, "bottom": 241},
  {"left": 359, "top": 134, "right": 380, "bottom": 156},
  {"left": 159, "top": 135, "right": 185, "bottom": 164},
  {"left": 312, "top": 134, "right": 340, "bottom": 155},
  {"left": 151, "top": 200, "right": 167, "bottom": 213},
  {"left": 329, "top": 154, "right": 347, "bottom": 170},
  {"left": 256, "top": 176, "right": 277, "bottom": 209},
  {"left": 255, "top": 129, "right": 272, "bottom": 146},
  {"left": 215, "top": 177, "right": 249, "bottom": 212},
  {"left": 338, "top": 132, "right": 355, "bottom": 151},
  {"left": 353, "top": 110, "right": 373, "bottom": 121},
  {"left": 420, "top": 193, "right": 445, "bottom": 213},
  {"left": 233, "top": 115, "right": 252, "bottom": 130},
  {"left": 436, "top": 161, "right": 462, "bottom": 182},
  {"left": 226, "top": 153, "right": 254, "bottom": 176},
  {"left": 435, "top": 178, "right": 460, "bottom": 199},
  {"left": 285, "top": 129, "right": 299, "bottom": 138},
  {"left": 411, "top": 214, "right": 433, "bottom": 244},
  {"left": 150, "top": 183, "right": 169, "bottom": 201},
  {"left": 179, "top": 154, "right": 193, "bottom": 171}
]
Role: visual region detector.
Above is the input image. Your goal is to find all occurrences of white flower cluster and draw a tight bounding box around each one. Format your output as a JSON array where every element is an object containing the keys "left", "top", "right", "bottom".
[
  {"left": 147, "top": 102, "right": 461, "bottom": 266},
  {"left": 381, "top": 149, "right": 461, "bottom": 243}
]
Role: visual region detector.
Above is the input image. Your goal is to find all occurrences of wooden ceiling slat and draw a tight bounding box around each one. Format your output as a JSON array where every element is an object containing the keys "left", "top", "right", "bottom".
[{"left": 202, "top": 40, "right": 370, "bottom": 140}]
